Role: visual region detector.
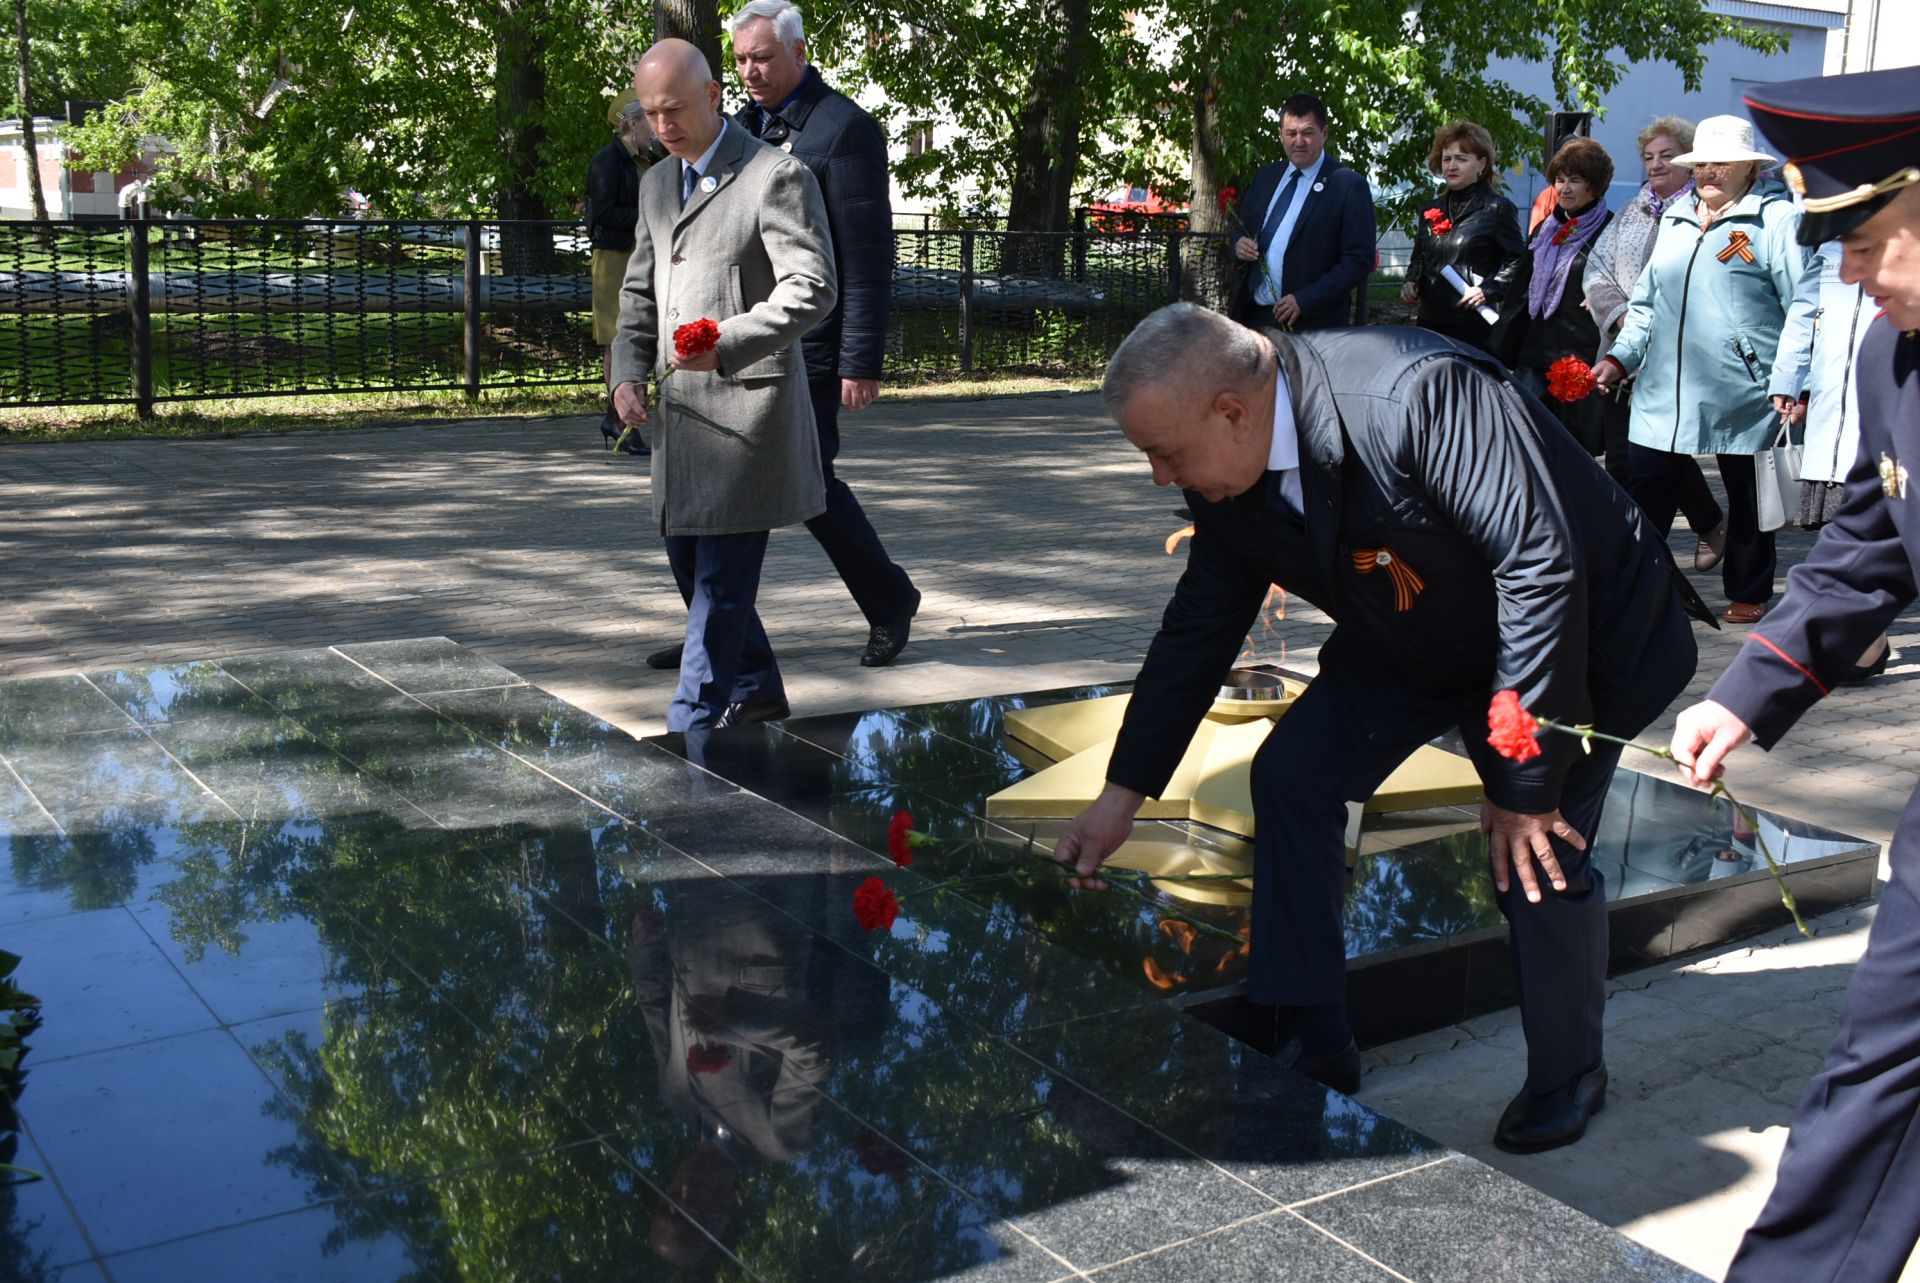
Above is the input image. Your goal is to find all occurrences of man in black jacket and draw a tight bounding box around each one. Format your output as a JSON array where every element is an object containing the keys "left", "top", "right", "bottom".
[
  {"left": 1055, "top": 303, "right": 1702, "bottom": 1152},
  {"left": 1228, "top": 94, "right": 1377, "bottom": 334},
  {"left": 649, "top": 0, "right": 919, "bottom": 671}
]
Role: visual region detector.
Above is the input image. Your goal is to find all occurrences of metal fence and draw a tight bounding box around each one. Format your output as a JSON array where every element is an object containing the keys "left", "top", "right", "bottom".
[{"left": 0, "top": 218, "right": 1261, "bottom": 411}]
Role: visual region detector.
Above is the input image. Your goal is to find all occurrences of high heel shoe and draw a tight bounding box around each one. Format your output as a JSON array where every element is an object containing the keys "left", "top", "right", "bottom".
[
  {"left": 599, "top": 412, "right": 650, "bottom": 456},
  {"left": 1841, "top": 643, "right": 1894, "bottom": 685}
]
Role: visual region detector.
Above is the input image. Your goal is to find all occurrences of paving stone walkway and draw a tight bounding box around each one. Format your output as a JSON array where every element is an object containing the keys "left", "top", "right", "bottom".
[{"left": 5, "top": 394, "right": 1918, "bottom": 1279}]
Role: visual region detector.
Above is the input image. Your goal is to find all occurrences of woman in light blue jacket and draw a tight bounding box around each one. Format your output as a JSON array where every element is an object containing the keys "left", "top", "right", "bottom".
[{"left": 1594, "top": 116, "right": 1811, "bottom": 624}]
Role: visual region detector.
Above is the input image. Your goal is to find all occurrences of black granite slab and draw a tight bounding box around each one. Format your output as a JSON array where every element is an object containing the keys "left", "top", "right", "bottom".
[{"left": 0, "top": 646, "right": 1766, "bottom": 1282}]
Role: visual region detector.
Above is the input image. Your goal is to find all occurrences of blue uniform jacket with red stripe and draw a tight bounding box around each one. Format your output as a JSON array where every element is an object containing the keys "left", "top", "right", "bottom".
[{"left": 1710, "top": 319, "right": 1920, "bottom": 739}]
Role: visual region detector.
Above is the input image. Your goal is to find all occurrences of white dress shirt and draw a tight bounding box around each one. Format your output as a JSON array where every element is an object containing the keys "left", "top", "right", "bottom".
[
  {"left": 1267, "top": 360, "right": 1304, "bottom": 516},
  {"left": 1254, "top": 151, "right": 1327, "bottom": 306}
]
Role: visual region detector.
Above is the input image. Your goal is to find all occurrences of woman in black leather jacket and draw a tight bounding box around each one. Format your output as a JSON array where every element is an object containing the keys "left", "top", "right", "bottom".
[{"left": 1402, "top": 121, "right": 1526, "bottom": 353}]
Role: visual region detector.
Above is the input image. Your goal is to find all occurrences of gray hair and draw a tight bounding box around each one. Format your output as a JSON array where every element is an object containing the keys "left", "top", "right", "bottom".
[
  {"left": 728, "top": 0, "right": 805, "bottom": 45},
  {"left": 1101, "top": 303, "right": 1267, "bottom": 418}
]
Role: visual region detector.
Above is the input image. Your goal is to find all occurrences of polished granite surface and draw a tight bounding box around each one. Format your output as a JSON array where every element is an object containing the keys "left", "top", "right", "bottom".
[{"left": 0, "top": 640, "right": 1741, "bottom": 1280}]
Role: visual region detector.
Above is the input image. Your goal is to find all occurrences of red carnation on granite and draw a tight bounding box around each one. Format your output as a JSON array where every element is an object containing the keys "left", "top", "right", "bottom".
[
  {"left": 1215, "top": 186, "right": 1238, "bottom": 214},
  {"left": 686, "top": 1043, "right": 733, "bottom": 1075},
  {"left": 1488, "top": 690, "right": 1543, "bottom": 762},
  {"left": 852, "top": 876, "right": 901, "bottom": 932},
  {"left": 1545, "top": 355, "right": 1597, "bottom": 403},
  {"left": 673, "top": 318, "right": 721, "bottom": 360},
  {"left": 887, "top": 810, "right": 916, "bottom": 867}
]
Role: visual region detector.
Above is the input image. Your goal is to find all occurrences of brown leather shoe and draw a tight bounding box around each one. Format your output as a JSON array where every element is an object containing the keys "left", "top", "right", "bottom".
[
  {"left": 1695, "top": 519, "right": 1728, "bottom": 572},
  {"left": 1723, "top": 600, "right": 1769, "bottom": 624}
]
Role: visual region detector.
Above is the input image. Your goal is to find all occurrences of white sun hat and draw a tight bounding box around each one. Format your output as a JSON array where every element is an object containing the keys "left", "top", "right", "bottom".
[{"left": 1671, "top": 115, "right": 1778, "bottom": 169}]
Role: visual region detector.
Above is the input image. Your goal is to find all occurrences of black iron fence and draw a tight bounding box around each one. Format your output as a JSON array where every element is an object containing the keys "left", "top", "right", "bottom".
[{"left": 0, "top": 218, "right": 1263, "bottom": 410}]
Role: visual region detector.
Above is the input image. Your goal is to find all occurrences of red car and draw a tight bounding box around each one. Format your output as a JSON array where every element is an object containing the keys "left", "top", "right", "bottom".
[{"left": 1085, "top": 186, "right": 1188, "bottom": 232}]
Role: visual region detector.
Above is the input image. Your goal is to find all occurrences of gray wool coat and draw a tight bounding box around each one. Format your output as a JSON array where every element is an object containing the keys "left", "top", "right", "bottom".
[{"left": 610, "top": 120, "right": 837, "bottom": 536}]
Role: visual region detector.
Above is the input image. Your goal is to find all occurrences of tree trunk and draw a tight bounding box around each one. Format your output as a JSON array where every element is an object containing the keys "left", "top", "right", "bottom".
[
  {"left": 1186, "top": 67, "right": 1234, "bottom": 309},
  {"left": 1003, "top": 0, "right": 1091, "bottom": 276},
  {"left": 652, "top": 0, "right": 722, "bottom": 83},
  {"left": 13, "top": 0, "right": 49, "bottom": 221},
  {"left": 494, "top": 0, "right": 555, "bottom": 276}
]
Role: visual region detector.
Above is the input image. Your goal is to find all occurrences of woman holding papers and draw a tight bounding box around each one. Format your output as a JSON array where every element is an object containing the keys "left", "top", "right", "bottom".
[
  {"left": 1593, "top": 116, "right": 1811, "bottom": 625},
  {"left": 1401, "top": 121, "right": 1526, "bottom": 353}
]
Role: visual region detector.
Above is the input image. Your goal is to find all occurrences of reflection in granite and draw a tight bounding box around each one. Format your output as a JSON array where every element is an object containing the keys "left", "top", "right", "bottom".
[{"left": 0, "top": 646, "right": 1776, "bottom": 1280}]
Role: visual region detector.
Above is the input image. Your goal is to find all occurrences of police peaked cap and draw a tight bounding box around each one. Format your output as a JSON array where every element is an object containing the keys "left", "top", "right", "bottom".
[{"left": 1744, "top": 66, "right": 1920, "bottom": 246}]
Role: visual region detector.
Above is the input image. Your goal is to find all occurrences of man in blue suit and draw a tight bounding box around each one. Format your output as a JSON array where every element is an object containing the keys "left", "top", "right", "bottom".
[
  {"left": 1228, "top": 93, "right": 1377, "bottom": 334},
  {"left": 1672, "top": 66, "right": 1920, "bottom": 1283}
]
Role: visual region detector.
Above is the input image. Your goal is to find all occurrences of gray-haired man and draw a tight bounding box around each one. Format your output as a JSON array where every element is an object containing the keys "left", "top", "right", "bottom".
[{"left": 1053, "top": 304, "right": 1703, "bottom": 1152}]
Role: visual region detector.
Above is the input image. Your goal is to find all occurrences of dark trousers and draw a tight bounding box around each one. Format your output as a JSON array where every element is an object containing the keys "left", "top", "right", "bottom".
[
  {"left": 1727, "top": 787, "right": 1920, "bottom": 1283},
  {"left": 1627, "top": 445, "right": 1777, "bottom": 603},
  {"left": 663, "top": 531, "right": 780, "bottom": 732},
  {"left": 803, "top": 376, "right": 915, "bottom": 627},
  {"left": 1248, "top": 642, "right": 1617, "bottom": 1092}
]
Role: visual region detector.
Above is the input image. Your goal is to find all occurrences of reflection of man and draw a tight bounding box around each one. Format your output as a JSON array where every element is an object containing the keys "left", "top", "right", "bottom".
[
  {"left": 589, "top": 99, "right": 660, "bottom": 454},
  {"left": 1227, "top": 93, "right": 1377, "bottom": 335},
  {"left": 1054, "top": 304, "right": 1703, "bottom": 1153},
  {"left": 610, "top": 40, "right": 837, "bottom": 731},
  {"left": 646, "top": 0, "right": 921, "bottom": 674},
  {"left": 1669, "top": 67, "right": 1920, "bottom": 1283}
]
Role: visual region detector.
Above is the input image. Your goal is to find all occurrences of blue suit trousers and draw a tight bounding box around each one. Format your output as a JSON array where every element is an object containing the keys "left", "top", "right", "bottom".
[{"left": 663, "top": 531, "right": 781, "bottom": 732}]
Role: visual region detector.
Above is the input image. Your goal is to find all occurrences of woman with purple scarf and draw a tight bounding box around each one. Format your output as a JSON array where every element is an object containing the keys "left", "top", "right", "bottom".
[{"left": 1499, "top": 138, "right": 1616, "bottom": 462}]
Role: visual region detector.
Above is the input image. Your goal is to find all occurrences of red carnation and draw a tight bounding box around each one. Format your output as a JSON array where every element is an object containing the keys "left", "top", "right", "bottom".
[
  {"left": 1488, "top": 690, "right": 1543, "bottom": 762},
  {"left": 1551, "top": 216, "right": 1579, "bottom": 247},
  {"left": 852, "top": 876, "right": 901, "bottom": 932},
  {"left": 1215, "top": 186, "right": 1238, "bottom": 214},
  {"left": 1545, "top": 355, "right": 1597, "bottom": 403},
  {"left": 887, "top": 810, "right": 915, "bottom": 867},
  {"left": 686, "top": 1043, "right": 733, "bottom": 1075},
  {"left": 673, "top": 318, "right": 721, "bottom": 359},
  {"left": 1422, "top": 207, "right": 1454, "bottom": 236}
]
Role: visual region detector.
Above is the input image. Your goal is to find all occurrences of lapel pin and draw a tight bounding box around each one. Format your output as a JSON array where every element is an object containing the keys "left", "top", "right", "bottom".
[
  {"left": 1312, "top": 181, "right": 1324, "bottom": 192},
  {"left": 699, "top": 175, "right": 718, "bottom": 193},
  {"left": 780, "top": 140, "right": 793, "bottom": 152},
  {"left": 1881, "top": 452, "right": 1909, "bottom": 500}
]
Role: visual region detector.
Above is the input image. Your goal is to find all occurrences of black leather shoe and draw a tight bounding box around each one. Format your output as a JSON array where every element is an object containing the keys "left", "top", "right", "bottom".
[
  {"left": 646, "top": 644, "right": 684, "bottom": 671},
  {"left": 715, "top": 695, "right": 790, "bottom": 730},
  {"left": 861, "top": 588, "right": 921, "bottom": 668},
  {"left": 1275, "top": 1037, "right": 1362, "bottom": 1096},
  {"left": 1493, "top": 1063, "right": 1608, "bottom": 1154}
]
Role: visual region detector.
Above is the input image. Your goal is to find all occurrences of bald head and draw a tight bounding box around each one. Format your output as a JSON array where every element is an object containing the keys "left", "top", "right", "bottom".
[{"left": 634, "top": 38, "right": 725, "bottom": 161}]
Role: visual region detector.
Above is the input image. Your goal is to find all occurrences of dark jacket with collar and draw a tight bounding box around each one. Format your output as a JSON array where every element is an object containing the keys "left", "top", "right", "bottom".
[
  {"left": 1106, "top": 325, "right": 1701, "bottom": 814},
  {"left": 1709, "top": 321, "right": 1920, "bottom": 744},
  {"left": 735, "top": 66, "right": 891, "bottom": 382},
  {"left": 1228, "top": 152, "right": 1377, "bottom": 331},
  {"left": 1407, "top": 186, "right": 1527, "bottom": 350},
  {"left": 587, "top": 139, "right": 651, "bottom": 253}
]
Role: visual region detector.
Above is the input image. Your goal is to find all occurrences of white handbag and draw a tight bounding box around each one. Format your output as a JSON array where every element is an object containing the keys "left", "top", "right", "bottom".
[{"left": 1755, "top": 418, "right": 1803, "bottom": 533}]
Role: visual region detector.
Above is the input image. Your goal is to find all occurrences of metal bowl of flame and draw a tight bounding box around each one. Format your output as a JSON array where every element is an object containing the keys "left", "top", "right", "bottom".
[{"left": 1208, "top": 668, "right": 1304, "bottom": 720}]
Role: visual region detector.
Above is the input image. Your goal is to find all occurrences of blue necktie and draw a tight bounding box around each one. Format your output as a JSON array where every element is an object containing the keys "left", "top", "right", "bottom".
[
  {"left": 681, "top": 164, "right": 698, "bottom": 208},
  {"left": 1259, "top": 169, "right": 1302, "bottom": 253}
]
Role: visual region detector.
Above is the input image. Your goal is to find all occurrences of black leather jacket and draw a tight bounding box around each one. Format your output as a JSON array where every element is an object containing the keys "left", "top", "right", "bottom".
[
  {"left": 1106, "top": 326, "right": 1700, "bottom": 814},
  {"left": 1406, "top": 186, "right": 1526, "bottom": 350},
  {"left": 735, "top": 67, "right": 892, "bottom": 382}
]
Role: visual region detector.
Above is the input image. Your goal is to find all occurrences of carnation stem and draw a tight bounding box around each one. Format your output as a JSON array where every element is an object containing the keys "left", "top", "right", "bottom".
[{"left": 1533, "top": 717, "right": 1810, "bottom": 938}]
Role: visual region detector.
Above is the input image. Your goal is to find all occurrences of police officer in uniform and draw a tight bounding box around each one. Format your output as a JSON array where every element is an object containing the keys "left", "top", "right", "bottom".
[
  {"left": 1669, "top": 66, "right": 1920, "bottom": 1283},
  {"left": 1055, "top": 303, "right": 1706, "bottom": 1152}
]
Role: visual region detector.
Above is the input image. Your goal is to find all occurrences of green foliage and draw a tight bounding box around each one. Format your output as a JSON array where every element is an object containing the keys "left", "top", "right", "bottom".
[
  {"left": 56, "top": 0, "right": 653, "bottom": 217},
  {"left": 0, "top": 949, "right": 44, "bottom": 1186}
]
